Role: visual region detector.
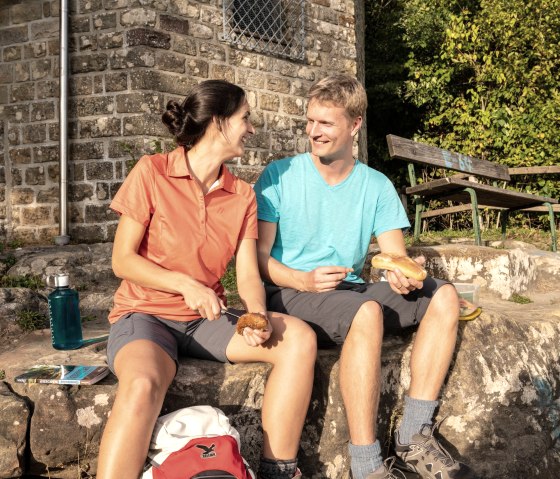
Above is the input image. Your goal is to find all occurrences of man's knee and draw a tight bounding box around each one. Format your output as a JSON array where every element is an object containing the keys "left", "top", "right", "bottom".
[
  {"left": 426, "top": 283, "right": 460, "bottom": 326},
  {"left": 350, "top": 301, "right": 383, "bottom": 335}
]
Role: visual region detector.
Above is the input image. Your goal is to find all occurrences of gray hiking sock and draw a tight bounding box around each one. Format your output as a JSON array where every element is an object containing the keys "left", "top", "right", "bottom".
[
  {"left": 259, "top": 457, "right": 298, "bottom": 479},
  {"left": 348, "top": 440, "right": 384, "bottom": 479},
  {"left": 397, "top": 395, "right": 439, "bottom": 444}
]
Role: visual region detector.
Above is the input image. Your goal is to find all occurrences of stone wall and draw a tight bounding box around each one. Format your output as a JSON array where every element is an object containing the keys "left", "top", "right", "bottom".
[{"left": 0, "top": 0, "right": 362, "bottom": 243}]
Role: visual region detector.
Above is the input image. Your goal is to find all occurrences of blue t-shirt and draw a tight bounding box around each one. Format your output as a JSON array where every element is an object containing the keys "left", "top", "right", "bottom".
[{"left": 254, "top": 153, "right": 410, "bottom": 283}]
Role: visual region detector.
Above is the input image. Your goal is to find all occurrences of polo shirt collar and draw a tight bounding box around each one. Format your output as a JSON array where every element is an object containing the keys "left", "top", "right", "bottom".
[{"left": 166, "top": 147, "right": 236, "bottom": 193}]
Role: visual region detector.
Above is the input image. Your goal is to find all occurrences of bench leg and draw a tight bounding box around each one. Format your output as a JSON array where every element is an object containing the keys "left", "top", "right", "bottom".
[
  {"left": 465, "top": 188, "right": 482, "bottom": 246},
  {"left": 414, "top": 198, "right": 423, "bottom": 242},
  {"left": 544, "top": 202, "right": 557, "bottom": 252},
  {"left": 501, "top": 210, "right": 509, "bottom": 242}
]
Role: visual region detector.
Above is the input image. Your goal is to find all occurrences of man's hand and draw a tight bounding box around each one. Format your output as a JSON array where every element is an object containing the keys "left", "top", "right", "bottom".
[
  {"left": 299, "top": 266, "right": 353, "bottom": 292},
  {"left": 241, "top": 312, "right": 273, "bottom": 347},
  {"left": 387, "top": 256, "right": 425, "bottom": 295}
]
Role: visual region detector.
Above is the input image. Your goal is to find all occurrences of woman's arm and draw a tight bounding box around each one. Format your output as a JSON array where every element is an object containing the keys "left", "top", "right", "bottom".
[
  {"left": 112, "top": 214, "right": 224, "bottom": 320},
  {"left": 235, "top": 237, "right": 272, "bottom": 346}
]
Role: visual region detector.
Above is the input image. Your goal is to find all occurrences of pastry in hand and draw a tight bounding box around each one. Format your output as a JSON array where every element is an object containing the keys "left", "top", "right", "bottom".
[
  {"left": 371, "top": 253, "right": 427, "bottom": 281},
  {"left": 236, "top": 312, "right": 269, "bottom": 335}
]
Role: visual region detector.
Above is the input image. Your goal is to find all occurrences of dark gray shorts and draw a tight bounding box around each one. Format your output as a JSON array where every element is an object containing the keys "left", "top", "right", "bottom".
[
  {"left": 265, "top": 277, "right": 449, "bottom": 347},
  {"left": 106, "top": 310, "right": 242, "bottom": 373}
]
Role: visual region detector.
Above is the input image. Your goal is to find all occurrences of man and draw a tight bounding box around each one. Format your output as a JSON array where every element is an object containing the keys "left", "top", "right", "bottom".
[{"left": 254, "top": 74, "right": 478, "bottom": 479}]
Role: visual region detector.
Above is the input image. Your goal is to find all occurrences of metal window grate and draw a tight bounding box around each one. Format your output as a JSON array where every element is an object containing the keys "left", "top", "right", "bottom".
[{"left": 222, "top": 0, "right": 305, "bottom": 61}]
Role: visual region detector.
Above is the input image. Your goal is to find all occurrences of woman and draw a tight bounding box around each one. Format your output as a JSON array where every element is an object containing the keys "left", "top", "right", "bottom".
[{"left": 96, "top": 80, "right": 316, "bottom": 479}]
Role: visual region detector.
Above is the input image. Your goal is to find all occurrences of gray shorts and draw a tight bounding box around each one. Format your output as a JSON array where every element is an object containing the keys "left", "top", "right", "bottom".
[
  {"left": 106, "top": 310, "right": 242, "bottom": 373},
  {"left": 265, "top": 277, "right": 449, "bottom": 347}
]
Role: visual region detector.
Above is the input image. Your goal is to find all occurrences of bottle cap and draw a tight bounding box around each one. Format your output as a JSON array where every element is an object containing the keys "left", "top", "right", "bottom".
[{"left": 47, "top": 273, "right": 70, "bottom": 288}]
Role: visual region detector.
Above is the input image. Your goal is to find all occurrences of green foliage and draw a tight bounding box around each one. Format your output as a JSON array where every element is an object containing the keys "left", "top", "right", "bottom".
[
  {"left": 1, "top": 253, "right": 17, "bottom": 269},
  {"left": 0, "top": 274, "right": 44, "bottom": 289},
  {"left": 399, "top": 0, "right": 560, "bottom": 200},
  {"left": 16, "top": 309, "right": 49, "bottom": 332},
  {"left": 0, "top": 370, "right": 5, "bottom": 380},
  {"left": 220, "top": 260, "right": 242, "bottom": 306},
  {"left": 508, "top": 293, "right": 533, "bottom": 304}
]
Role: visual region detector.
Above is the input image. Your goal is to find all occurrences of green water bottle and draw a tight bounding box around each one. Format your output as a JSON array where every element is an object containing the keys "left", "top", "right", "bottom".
[{"left": 47, "top": 273, "right": 83, "bottom": 350}]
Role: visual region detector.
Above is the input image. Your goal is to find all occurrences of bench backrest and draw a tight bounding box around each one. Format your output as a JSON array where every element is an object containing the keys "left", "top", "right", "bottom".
[{"left": 386, "top": 134, "right": 511, "bottom": 182}]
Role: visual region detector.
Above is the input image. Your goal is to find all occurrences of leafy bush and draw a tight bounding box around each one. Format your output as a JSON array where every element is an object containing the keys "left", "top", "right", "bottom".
[{"left": 16, "top": 310, "right": 49, "bottom": 332}]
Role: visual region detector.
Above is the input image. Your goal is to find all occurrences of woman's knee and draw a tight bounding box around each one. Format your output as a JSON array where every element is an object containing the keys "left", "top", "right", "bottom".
[
  {"left": 117, "top": 372, "right": 172, "bottom": 407},
  {"left": 274, "top": 315, "right": 317, "bottom": 363}
]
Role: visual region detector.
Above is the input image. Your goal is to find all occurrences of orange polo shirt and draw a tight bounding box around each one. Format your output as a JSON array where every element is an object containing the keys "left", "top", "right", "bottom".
[{"left": 108, "top": 147, "right": 258, "bottom": 323}]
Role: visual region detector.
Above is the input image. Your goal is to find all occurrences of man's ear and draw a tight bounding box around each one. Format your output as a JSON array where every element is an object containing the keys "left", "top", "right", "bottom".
[{"left": 351, "top": 116, "right": 362, "bottom": 136}]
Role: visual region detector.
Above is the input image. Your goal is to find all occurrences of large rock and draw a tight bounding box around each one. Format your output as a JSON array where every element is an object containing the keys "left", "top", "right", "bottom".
[{"left": 0, "top": 243, "right": 559, "bottom": 478}]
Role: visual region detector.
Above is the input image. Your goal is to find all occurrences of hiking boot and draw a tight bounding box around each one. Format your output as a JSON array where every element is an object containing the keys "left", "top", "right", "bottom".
[
  {"left": 258, "top": 468, "right": 301, "bottom": 479},
  {"left": 394, "top": 420, "right": 479, "bottom": 479},
  {"left": 366, "top": 457, "right": 407, "bottom": 479}
]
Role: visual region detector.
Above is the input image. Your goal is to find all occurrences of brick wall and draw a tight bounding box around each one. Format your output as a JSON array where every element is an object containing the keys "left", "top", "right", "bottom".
[{"left": 0, "top": 0, "right": 362, "bottom": 243}]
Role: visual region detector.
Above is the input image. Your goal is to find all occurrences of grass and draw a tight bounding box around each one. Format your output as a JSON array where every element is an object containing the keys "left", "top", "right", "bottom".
[
  {"left": 509, "top": 293, "right": 533, "bottom": 304},
  {"left": 221, "top": 260, "right": 242, "bottom": 307},
  {"left": 0, "top": 274, "right": 44, "bottom": 289},
  {"left": 16, "top": 309, "right": 49, "bottom": 332},
  {"left": 0, "top": 370, "right": 5, "bottom": 380}
]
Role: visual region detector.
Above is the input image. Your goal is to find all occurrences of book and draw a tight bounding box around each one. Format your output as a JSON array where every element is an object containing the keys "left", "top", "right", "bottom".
[{"left": 14, "top": 365, "right": 110, "bottom": 385}]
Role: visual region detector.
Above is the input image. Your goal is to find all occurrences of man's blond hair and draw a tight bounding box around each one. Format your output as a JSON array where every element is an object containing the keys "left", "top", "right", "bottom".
[{"left": 308, "top": 74, "right": 367, "bottom": 119}]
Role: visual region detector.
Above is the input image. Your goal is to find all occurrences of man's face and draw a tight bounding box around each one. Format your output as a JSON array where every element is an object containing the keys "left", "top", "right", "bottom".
[{"left": 305, "top": 99, "right": 361, "bottom": 163}]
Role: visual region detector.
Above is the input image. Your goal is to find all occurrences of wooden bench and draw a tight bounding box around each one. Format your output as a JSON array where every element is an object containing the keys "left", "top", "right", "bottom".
[{"left": 386, "top": 135, "right": 559, "bottom": 251}]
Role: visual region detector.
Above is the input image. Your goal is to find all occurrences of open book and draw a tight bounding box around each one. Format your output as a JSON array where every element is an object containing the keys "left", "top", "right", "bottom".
[{"left": 14, "top": 365, "right": 110, "bottom": 385}]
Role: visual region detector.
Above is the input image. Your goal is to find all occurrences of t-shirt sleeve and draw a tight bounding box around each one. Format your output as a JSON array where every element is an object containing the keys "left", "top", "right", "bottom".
[
  {"left": 254, "top": 165, "right": 280, "bottom": 223},
  {"left": 237, "top": 189, "right": 258, "bottom": 241},
  {"left": 110, "top": 156, "right": 155, "bottom": 226},
  {"left": 372, "top": 178, "right": 411, "bottom": 237}
]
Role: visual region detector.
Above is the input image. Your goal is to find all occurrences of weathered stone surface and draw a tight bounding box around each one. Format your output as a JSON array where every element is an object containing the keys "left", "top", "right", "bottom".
[
  {"left": 0, "top": 382, "right": 29, "bottom": 478},
  {"left": 0, "top": 244, "right": 559, "bottom": 477}
]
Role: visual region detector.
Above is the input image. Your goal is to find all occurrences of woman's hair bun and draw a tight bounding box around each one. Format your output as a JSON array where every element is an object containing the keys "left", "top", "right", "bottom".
[{"left": 162, "top": 100, "right": 185, "bottom": 136}]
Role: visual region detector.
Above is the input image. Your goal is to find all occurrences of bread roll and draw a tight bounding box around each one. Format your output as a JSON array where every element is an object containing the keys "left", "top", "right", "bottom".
[
  {"left": 236, "top": 312, "right": 269, "bottom": 335},
  {"left": 370, "top": 253, "right": 427, "bottom": 281}
]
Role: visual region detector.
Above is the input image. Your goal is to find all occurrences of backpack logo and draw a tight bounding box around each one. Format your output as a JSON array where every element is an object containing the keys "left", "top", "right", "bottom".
[{"left": 196, "top": 443, "right": 216, "bottom": 458}]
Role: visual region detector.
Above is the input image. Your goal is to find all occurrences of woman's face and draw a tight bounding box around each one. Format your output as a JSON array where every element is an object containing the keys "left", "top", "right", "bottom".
[{"left": 220, "top": 100, "right": 255, "bottom": 158}]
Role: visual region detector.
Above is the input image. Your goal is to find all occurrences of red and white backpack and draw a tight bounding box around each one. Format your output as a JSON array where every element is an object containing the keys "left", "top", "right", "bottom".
[{"left": 142, "top": 405, "right": 256, "bottom": 479}]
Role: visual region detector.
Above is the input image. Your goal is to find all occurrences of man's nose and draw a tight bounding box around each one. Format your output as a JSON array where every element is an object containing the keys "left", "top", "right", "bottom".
[{"left": 308, "top": 122, "right": 320, "bottom": 137}]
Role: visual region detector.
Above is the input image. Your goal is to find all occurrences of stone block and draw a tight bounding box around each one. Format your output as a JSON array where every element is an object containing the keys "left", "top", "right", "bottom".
[
  {"left": 188, "top": 22, "right": 213, "bottom": 39},
  {"left": 259, "top": 92, "right": 280, "bottom": 112},
  {"left": 110, "top": 47, "right": 155, "bottom": 69},
  {"left": 9, "top": 148, "right": 31, "bottom": 165},
  {"left": 210, "top": 63, "right": 235, "bottom": 82},
  {"left": 78, "top": 34, "right": 98, "bottom": 51},
  {"left": 237, "top": 69, "right": 265, "bottom": 89},
  {"left": 30, "top": 59, "right": 52, "bottom": 80},
  {"left": 172, "top": 35, "right": 197, "bottom": 56},
  {"left": 71, "top": 53, "right": 108, "bottom": 74},
  {"left": 79, "top": 117, "right": 121, "bottom": 138},
  {"left": 85, "top": 203, "right": 117, "bottom": 222},
  {"left": 14, "top": 62, "right": 30, "bottom": 82},
  {"left": 30, "top": 101, "right": 55, "bottom": 122},
  {"left": 47, "top": 38, "right": 59, "bottom": 56},
  {"left": 33, "top": 145, "right": 59, "bottom": 163},
  {"left": 0, "top": 64, "right": 12, "bottom": 83},
  {"left": 4, "top": 45, "right": 22, "bottom": 61},
  {"left": 70, "top": 141, "right": 104, "bottom": 161},
  {"left": 79, "top": 0, "right": 103, "bottom": 13},
  {"left": 68, "top": 183, "right": 94, "bottom": 201},
  {"left": 85, "top": 161, "right": 113, "bottom": 181},
  {"left": 20, "top": 205, "right": 51, "bottom": 225},
  {"left": 36, "top": 187, "right": 59, "bottom": 203},
  {"left": 95, "top": 182, "right": 109, "bottom": 201},
  {"left": 70, "top": 15, "right": 91, "bottom": 33},
  {"left": 70, "top": 96, "right": 114, "bottom": 117},
  {"left": 130, "top": 70, "right": 195, "bottom": 95},
  {"left": 120, "top": 8, "right": 157, "bottom": 28},
  {"left": 104, "top": 72, "right": 127, "bottom": 92},
  {"left": 25, "top": 166, "right": 46, "bottom": 185},
  {"left": 169, "top": 0, "right": 199, "bottom": 17},
  {"left": 11, "top": 167, "right": 22, "bottom": 185},
  {"left": 115, "top": 92, "right": 164, "bottom": 114},
  {"left": 22, "top": 124, "right": 47, "bottom": 144},
  {"left": 7, "top": 126, "right": 20, "bottom": 145},
  {"left": 104, "top": 0, "right": 128, "bottom": 8},
  {"left": 93, "top": 12, "right": 117, "bottom": 31},
  {"left": 0, "top": 26, "right": 29, "bottom": 46},
  {"left": 282, "top": 96, "right": 305, "bottom": 116},
  {"left": 229, "top": 50, "right": 258, "bottom": 69},
  {"left": 185, "top": 58, "right": 208, "bottom": 77},
  {"left": 160, "top": 14, "right": 189, "bottom": 36},
  {"left": 266, "top": 75, "right": 291, "bottom": 94},
  {"left": 30, "top": 18, "right": 59, "bottom": 40},
  {"left": 69, "top": 76, "right": 92, "bottom": 96},
  {"left": 2, "top": 105, "right": 29, "bottom": 122},
  {"left": 156, "top": 51, "right": 186, "bottom": 73},
  {"left": 0, "top": 85, "right": 8, "bottom": 104},
  {"left": 11, "top": 83, "right": 34, "bottom": 102},
  {"left": 98, "top": 31, "right": 123, "bottom": 49},
  {"left": 37, "top": 79, "right": 59, "bottom": 99},
  {"left": 11, "top": 188, "right": 35, "bottom": 205},
  {"left": 198, "top": 42, "right": 225, "bottom": 61},
  {"left": 47, "top": 163, "right": 59, "bottom": 182},
  {"left": 122, "top": 113, "right": 168, "bottom": 136},
  {"left": 126, "top": 27, "right": 170, "bottom": 49},
  {"left": 24, "top": 42, "right": 47, "bottom": 59}
]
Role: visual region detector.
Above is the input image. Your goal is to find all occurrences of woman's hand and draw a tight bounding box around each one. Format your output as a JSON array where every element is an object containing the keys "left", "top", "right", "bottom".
[
  {"left": 180, "top": 278, "right": 224, "bottom": 321},
  {"left": 241, "top": 312, "right": 273, "bottom": 347}
]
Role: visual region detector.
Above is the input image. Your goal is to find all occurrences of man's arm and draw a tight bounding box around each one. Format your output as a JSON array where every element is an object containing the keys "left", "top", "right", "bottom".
[
  {"left": 256, "top": 220, "right": 351, "bottom": 293},
  {"left": 376, "top": 229, "right": 425, "bottom": 295}
]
